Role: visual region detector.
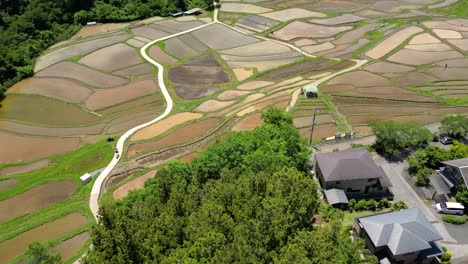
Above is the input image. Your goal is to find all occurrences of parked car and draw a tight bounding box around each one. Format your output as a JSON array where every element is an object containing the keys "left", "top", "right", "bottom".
[
  {"left": 434, "top": 202, "right": 465, "bottom": 215},
  {"left": 440, "top": 136, "right": 454, "bottom": 145}
]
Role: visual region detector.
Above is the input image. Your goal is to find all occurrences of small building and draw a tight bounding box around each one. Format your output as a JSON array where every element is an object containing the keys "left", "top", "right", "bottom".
[
  {"left": 431, "top": 157, "right": 468, "bottom": 197},
  {"left": 183, "top": 8, "right": 203, "bottom": 16},
  {"left": 314, "top": 148, "right": 393, "bottom": 200},
  {"left": 172, "top": 11, "right": 184, "bottom": 17},
  {"left": 80, "top": 168, "right": 105, "bottom": 184},
  {"left": 86, "top": 21, "right": 97, "bottom": 26},
  {"left": 354, "top": 208, "right": 444, "bottom": 264},
  {"left": 324, "top": 188, "right": 349, "bottom": 207},
  {"left": 302, "top": 84, "right": 318, "bottom": 98}
]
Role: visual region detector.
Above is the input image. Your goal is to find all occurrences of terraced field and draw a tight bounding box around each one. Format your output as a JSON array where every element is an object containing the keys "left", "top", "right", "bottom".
[{"left": 1, "top": 0, "right": 468, "bottom": 263}]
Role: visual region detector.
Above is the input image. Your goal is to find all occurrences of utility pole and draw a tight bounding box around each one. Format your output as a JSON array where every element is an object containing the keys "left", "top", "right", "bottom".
[{"left": 309, "top": 107, "right": 317, "bottom": 146}]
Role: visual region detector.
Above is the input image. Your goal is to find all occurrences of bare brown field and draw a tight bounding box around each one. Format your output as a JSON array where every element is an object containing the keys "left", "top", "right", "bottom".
[
  {"left": 8, "top": 78, "right": 92, "bottom": 104},
  {"left": 436, "top": 59, "right": 468, "bottom": 68},
  {"left": 179, "top": 152, "right": 200, "bottom": 163},
  {"left": 35, "top": 34, "right": 130, "bottom": 72},
  {"left": 149, "top": 46, "right": 177, "bottom": 63},
  {"left": 352, "top": 125, "right": 372, "bottom": 134},
  {"left": 164, "top": 37, "right": 199, "bottom": 59},
  {"left": 386, "top": 114, "right": 444, "bottom": 124},
  {"left": 299, "top": 123, "right": 337, "bottom": 140},
  {"left": 259, "top": 59, "right": 331, "bottom": 80},
  {"left": 238, "top": 81, "right": 274, "bottom": 91},
  {"left": 433, "top": 89, "right": 468, "bottom": 96},
  {"left": 365, "top": 26, "right": 423, "bottom": 59},
  {"left": 364, "top": 62, "right": 415, "bottom": 73},
  {"left": 388, "top": 49, "right": 464, "bottom": 65},
  {"left": 340, "top": 92, "right": 435, "bottom": 102},
  {"left": 106, "top": 112, "right": 160, "bottom": 135},
  {"left": 192, "top": 23, "right": 260, "bottom": 50},
  {"left": 329, "top": 71, "right": 390, "bottom": 87},
  {"left": 85, "top": 80, "right": 159, "bottom": 110},
  {"left": 356, "top": 87, "right": 416, "bottom": 94},
  {"left": 219, "top": 93, "right": 266, "bottom": 116},
  {"left": 174, "top": 85, "right": 221, "bottom": 100},
  {"left": 178, "top": 33, "right": 208, "bottom": 52},
  {"left": 79, "top": 43, "right": 142, "bottom": 72},
  {"left": 332, "top": 96, "right": 446, "bottom": 106},
  {"left": 0, "top": 121, "right": 106, "bottom": 137},
  {"left": 428, "top": 67, "right": 468, "bottom": 80},
  {"left": 321, "top": 84, "right": 355, "bottom": 93},
  {"left": 53, "top": 231, "right": 90, "bottom": 261},
  {"left": 347, "top": 114, "right": 393, "bottom": 124},
  {"left": 0, "top": 160, "right": 51, "bottom": 177},
  {"left": 98, "top": 94, "right": 163, "bottom": 116},
  {"left": 433, "top": 29, "right": 462, "bottom": 39},
  {"left": 36, "top": 61, "right": 128, "bottom": 88},
  {"left": 221, "top": 3, "right": 272, "bottom": 13},
  {"left": 0, "top": 133, "right": 80, "bottom": 164},
  {"left": 308, "top": 0, "right": 368, "bottom": 12},
  {"left": 0, "top": 213, "right": 87, "bottom": 264},
  {"left": 231, "top": 113, "right": 263, "bottom": 131},
  {"left": 409, "top": 33, "right": 441, "bottom": 44},
  {"left": 0, "top": 179, "right": 17, "bottom": 192},
  {"left": 406, "top": 43, "right": 452, "bottom": 52},
  {"left": 270, "top": 21, "right": 352, "bottom": 41},
  {"left": 338, "top": 105, "right": 436, "bottom": 115},
  {"left": 236, "top": 96, "right": 290, "bottom": 116},
  {"left": 72, "top": 23, "right": 129, "bottom": 39},
  {"left": 218, "top": 90, "right": 250, "bottom": 100},
  {"left": 309, "top": 14, "right": 365, "bottom": 25},
  {"left": 131, "top": 26, "right": 170, "bottom": 40},
  {"left": 396, "top": 72, "right": 437, "bottom": 88},
  {"left": 112, "top": 63, "right": 153, "bottom": 77},
  {"left": 168, "top": 54, "right": 230, "bottom": 90},
  {"left": 293, "top": 114, "right": 334, "bottom": 127},
  {"left": 127, "top": 118, "right": 222, "bottom": 158},
  {"left": 196, "top": 100, "right": 236, "bottom": 112},
  {"left": 131, "top": 112, "right": 203, "bottom": 141},
  {"left": 0, "top": 180, "right": 75, "bottom": 222},
  {"left": 447, "top": 39, "right": 468, "bottom": 51},
  {"left": 113, "top": 170, "right": 157, "bottom": 200}
]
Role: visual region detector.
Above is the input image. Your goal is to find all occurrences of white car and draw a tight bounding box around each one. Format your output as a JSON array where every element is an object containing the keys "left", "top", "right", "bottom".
[{"left": 435, "top": 202, "right": 465, "bottom": 215}]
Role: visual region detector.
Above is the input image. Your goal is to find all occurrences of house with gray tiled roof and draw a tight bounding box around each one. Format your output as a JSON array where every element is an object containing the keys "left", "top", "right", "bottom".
[
  {"left": 354, "top": 208, "right": 444, "bottom": 264},
  {"left": 314, "top": 148, "right": 393, "bottom": 205}
]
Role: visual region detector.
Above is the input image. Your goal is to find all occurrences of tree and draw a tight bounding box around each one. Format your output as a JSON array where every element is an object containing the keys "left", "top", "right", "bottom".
[
  {"left": 23, "top": 241, "right": 61, "bottom": 264},
  {"left": 440, "top": 115, "right": 468, "bottom": 138},
  {"left": 371, "top": 121, "right": 432, "bottom": 160}
]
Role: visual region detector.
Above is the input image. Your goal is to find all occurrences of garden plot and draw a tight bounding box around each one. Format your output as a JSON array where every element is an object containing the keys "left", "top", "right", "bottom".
[
  {"left": 309, "top": 14, "right": 366, "bottom": 25},
  {"left": 364, "top": 62, "right": 415, "bottom": 73},
  {"left": 0, "top": 132, "right": 80, "bottom": 164},
  {"left": 0, "top": 180, "right": 75, "bottom": 223},
  {"left": 299, "top": 123, "right": 337, "bottom": 141},
  {"left": 34, "top": 33, "right": 131, "bottom": 72},
  {"left": 169, "top": 53, "right": 230, "bottom": 86},
  {"left": 53, "top": 231, "right": 90, "bottom": 261},
  {"left": 85, "top": 79, "right": 159, "bottom": 111},
  {"left": 148, "top": 46, "right": 177, "bottom": 63},
  {"left": 388, "top": 48, "right": 463, "bottom": 66},
  {"left": 0, "top": 94, "right": 101, "bottom": 126},
  {"left": 231, "top": 113, "right": 263, "bottom": 131},
  {"left": 113, "top": 170, "right": 156, "bottom": 200},
  {"left": 0, "top": 160, "right": 51, "bottom": 177},
  {"left": 131, "top": 26, "right": 169, "bottom": 40},
  {"left": 112, "top": 63, "right": 153, "bottom": 77},
  {"left": 79, "top": 43, "right": 142, "bottom": 72},
  {"left": 72, "top": 23, "right": 129, "bottom": 39},
  {"left": 8, "top": 78, "right": 92, "bottom": 104},
  {"left": 328, "top": 71, "right": 390, "bottom": 87},
  {"left": 236, "top": 15, "right": 279, "bottom": 32},
  {"left": 0, "top": 213, "right": 87, "bottom": 264},
  {"left": 131, "top": 112, "right": 203, "bottom": 141},
  {"left": 365, "top": 26, "right": 423, "bottom": 59},
  {"left": 0, "top": 179, "right": 17, "bottom": 192},
  {"left": 221, "top": 3, "right": 272, "bottom": 13},
  {"left": 127, "top": 118, "right": 222, "bottom": 158},
  {"left": 192, "top": 24, "right": 260, "bottom": 50},
  {"left": 270, "top": 21, "right": 352, "bottom": 41},
  {"left": 0, "top": 121, "right": 106, "bottom": 137},
  {"left": 37, "top": 61, "right": 128, "bottom": 88},
  {"left": 164, "top": 37, "right": 199, "bottom": 59}
]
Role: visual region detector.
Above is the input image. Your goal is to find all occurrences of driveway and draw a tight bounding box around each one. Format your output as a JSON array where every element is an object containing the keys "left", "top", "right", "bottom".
[{"left": 374, "top": 155, "right": 468, "bottom": 262}]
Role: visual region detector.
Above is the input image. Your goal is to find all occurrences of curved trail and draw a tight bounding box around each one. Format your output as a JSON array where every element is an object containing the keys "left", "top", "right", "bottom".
[{"left": 89, "top": 4, "right": 367, "bottom": 221}]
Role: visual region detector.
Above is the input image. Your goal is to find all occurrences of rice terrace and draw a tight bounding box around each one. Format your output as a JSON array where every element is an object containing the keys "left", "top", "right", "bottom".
[{"left": 0, "top": 0, "right": 467, "bottom": 263}]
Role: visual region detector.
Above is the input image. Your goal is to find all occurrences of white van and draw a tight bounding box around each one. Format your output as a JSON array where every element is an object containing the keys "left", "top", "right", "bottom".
[{"left": 435, "top": 202, "right": 465, "bottom": 215}]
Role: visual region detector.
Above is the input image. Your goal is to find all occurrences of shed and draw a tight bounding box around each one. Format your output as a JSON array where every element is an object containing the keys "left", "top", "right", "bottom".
[
  {"left": 86, "top": 21, "right": 97, "bottom": 26},
  {"left": 302, "top": 84, "right": 318, "bottom": 98},
  {"left": 172, "top": 11, "right": 184, "bottom": 17},
  {"left": 80, "top": 167, "right": 105, "bottom": 184},
  {"left": 184, "top": 8, "right": 203, "bottom": 16},
  {"left": 324, "top": 188, "right": 349, "bottom": 206}
]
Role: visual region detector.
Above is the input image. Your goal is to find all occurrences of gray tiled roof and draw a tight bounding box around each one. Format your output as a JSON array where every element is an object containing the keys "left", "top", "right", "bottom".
[
  {"left": 315, "top": 148, "right": 389, "bottom": 182},
  {"left": 358, "top": 208, "right": 442, "bottom": 256},
  {"left": 441, "top": 158, "right": 468, "bottom": 187},
  {"left": 324, "top": 188, "right": 349, "bottom": 205}
]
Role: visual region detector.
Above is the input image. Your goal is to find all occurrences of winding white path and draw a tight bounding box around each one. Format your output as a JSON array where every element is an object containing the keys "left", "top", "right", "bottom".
[{"left": 89, "top": 5, "right": 368, "bottom": 221}]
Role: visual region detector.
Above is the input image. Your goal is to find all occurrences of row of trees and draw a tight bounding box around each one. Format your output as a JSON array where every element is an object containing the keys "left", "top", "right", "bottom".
[
  {"left": 0, "top": 0, "right": 211, "bottom": 100},
  {"left": 82, "top": 107, "right": 376, "bottom": 263}
]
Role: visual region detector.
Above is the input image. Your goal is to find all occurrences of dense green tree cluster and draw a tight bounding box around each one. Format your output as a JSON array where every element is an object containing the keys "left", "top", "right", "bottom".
[
  {"left": 83, "top": 107, "right": 375, "bottom": 264},
  {"left": 371, "top": 121, "right": 432, "bottom": 160},
  {"left": 0, "top": 0, "right": 210, "bottom": 100},
  {"left": 23, "top": 241, "right": 61, "bottom": 264},
  {"left": 440, "top": 115, "right": 468, "bottom": 139},
  {"left": 408, "top": 142, "right": 468, "bottom": 186}
]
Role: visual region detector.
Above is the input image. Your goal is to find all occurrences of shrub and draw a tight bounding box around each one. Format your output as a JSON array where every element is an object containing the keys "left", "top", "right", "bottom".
[
  {"left": 432, "top": 133, "right": 440, "bottom": 142},
  {"left": 348, "top": 199, "right": 356, "bottom": 211},
  {"left": 442, "top": 215, "right": 468, "bottom": 225},
  {"left": 378, "top": 198, "right": 389, "bottom": 208},
  {"left": 319, "top": 203, "right": 344, "bottom": 221},
  {"left": 416, "top": 174, "right": 429, "bottom": 186},
  {"left": 390, "top": 201, "right": 408, "bottom": 211},
  {"left": 441, "top": 250, "right": 453, "bottom": 261}
]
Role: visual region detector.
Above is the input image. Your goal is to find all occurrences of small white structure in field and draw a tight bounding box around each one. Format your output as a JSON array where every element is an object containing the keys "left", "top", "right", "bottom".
[
  {"left": 80, "top": 167, "right": 105, "bottom": 184},
  {"left": 86, "top": 21, "right": 97, "bottom": 26}
]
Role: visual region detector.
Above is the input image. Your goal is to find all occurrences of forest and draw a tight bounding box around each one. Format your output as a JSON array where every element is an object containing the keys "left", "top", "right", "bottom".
[
  {"left": 82, "top": 107, "right": 377, "bottom": 264},
  {"left": 0, "top": 0, "right": 211, "bottom": 99}
]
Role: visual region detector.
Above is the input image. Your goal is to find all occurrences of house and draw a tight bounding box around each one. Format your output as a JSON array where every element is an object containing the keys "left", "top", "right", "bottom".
[
  {"left": 431, "top": 157, "right": 468, "bottom": 197},
  {"left": 302, "top": 84, "right": 318, "bottom": 98},
  {"left": 354, "top": 208, "right": 444, "bottom": 264},
  {"left": 314, "top": 147, "right": 393, "bottom": 203}
]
